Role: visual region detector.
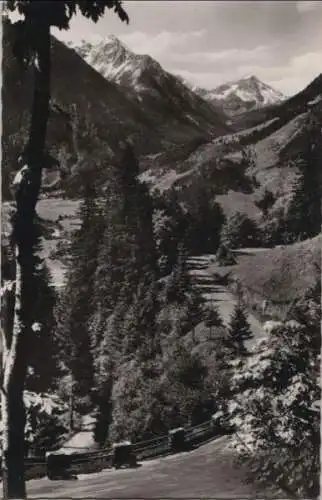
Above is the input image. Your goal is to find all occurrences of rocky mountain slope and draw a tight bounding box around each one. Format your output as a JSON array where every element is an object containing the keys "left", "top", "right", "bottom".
[
  {"left": 67, "top": 36, "right": 229, "bottom": 130},
  {"left": 145, "top": 73, "right": 322, "bottom": 220},
  {"left": 2, "top": 20, "right": 229, "bottom": 200},
  {"left": 183, "top": 75, "right": 285, "bottom": 116}
]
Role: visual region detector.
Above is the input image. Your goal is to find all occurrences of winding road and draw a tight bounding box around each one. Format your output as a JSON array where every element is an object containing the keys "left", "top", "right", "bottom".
[{"left": 188, "top": 254, "right": 265, "bottom": 343}]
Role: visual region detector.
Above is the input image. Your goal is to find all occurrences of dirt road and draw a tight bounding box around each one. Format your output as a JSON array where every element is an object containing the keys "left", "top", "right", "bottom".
[{"left": 188, "top": 255, "right": 265, "bottom": 342}]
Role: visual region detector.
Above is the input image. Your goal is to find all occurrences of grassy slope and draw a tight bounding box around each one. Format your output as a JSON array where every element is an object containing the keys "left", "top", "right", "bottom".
[{"left": 226, "top": 236, "right": 321, "bottom": 320}]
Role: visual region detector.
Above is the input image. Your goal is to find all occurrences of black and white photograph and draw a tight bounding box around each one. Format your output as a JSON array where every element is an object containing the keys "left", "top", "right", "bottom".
[{"left": 1, "top": 1, "right": 321, "bottom": 498}]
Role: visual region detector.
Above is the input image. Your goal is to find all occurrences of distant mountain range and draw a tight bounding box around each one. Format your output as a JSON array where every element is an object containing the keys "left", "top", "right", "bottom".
[
  {"left": 68, "top": 37, "right": 285, "bottom": 118},
  {"left": 66, "top": 36, "right": 229, "bottom": 135}
]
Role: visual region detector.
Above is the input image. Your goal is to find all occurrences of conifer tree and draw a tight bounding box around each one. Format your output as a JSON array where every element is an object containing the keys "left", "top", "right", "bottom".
[
  {"left": 57, "top": 180, "right": 104, "bottom": 401},
  {"left": 226, "top": 301, "right": 253, "bottom": 357},
  {"left": 91, "top": 144, "right": 160, "bottom": 445},
  {"left": 285, "top": 119, "right": 321, "bottom": 242},
  {"left": 164, "top": 243, "right": 190, "bottom": 304}
]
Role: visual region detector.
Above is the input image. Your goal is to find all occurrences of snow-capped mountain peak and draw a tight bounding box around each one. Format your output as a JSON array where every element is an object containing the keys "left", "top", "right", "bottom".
[
  {"left": 214, "top": 75, "right": 284, "bottom": 105},
  {"left": 66, "top": 36, "right": 163, "bottom": 91},
  {"left": 188, "top": 75, "right": 285, "bottom": 115}
]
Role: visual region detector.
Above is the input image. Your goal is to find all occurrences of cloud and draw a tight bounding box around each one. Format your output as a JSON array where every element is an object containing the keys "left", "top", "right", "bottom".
[
  {"left": 296, "top": 1, "right": 321, "bottom": 13},
  {"left": 175, "top": 49, "right": 322, "bottom": 96},
  {"left": 51, "top": 0, "right": 321, "bottom": 97},
  {"left": 118, "top": 30, "right": 206, "bottom": 58},
  {"left": 168, "top": 44, "right": 277, "bottom": 67}
]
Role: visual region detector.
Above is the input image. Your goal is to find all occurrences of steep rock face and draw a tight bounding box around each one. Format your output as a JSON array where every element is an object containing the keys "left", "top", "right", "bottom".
[{"left": 67, "top": 37, "right": 230, "bottom": 136}]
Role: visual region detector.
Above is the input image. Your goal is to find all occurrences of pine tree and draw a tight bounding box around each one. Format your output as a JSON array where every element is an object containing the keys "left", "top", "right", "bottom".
[
  {"left": 152, "top": 188, "right": 189, "bottom": 276},
  {"left": 2, "top": 227, "right": 60, "bottom": 394},
  {"left": 57, "top": 181, "right": 103, "bottom": 402},
  {"left": 164, "top": 243, "right": 190, "bottom": 304},
  {"left": 123, "top": 273, "right": 160, "bottom": 362},
  {"left": 285, "top": 119, "right": 321, "bottom": 242},
  {"left": 226, "top": 302, "right": 253, "bottom": 357},
  {"left": 185, "top": 184, "right": 225, "bottom": 254},
  {"left": 91, "top": 144, "right": 161, "bottom": 446},
  {"left": 93, "top": 143, "right": 157, "bottom": 321}
]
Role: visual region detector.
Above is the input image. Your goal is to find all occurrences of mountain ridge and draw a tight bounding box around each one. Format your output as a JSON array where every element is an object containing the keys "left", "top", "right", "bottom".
[{"left": 66, "top": 36, "right": 229, "bottom": 130}]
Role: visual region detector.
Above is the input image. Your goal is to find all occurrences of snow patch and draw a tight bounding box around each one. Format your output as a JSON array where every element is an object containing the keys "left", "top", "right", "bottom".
[{"left": 308, "top": 95, "right": 322, "bottom": 106}]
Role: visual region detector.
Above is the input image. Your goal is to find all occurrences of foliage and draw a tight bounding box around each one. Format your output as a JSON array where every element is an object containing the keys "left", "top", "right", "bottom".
[
  {"left": 5, "top": 1, "right": 128, "bottom": 32},
  {"left": 284, "top": 121, "right": 321, "bottom": 243},
  {"left": 185, "top": 185, "right": 226, "bottom": 254},
  {"left": 152, "top": 189, "right": 189, "bottom": 276},
  {"left": 216, "top": 243, "right": 236, "bottom": 266},
  {"left": 162, "top": 342, "right": 210, "bottom": 427},
  {"left": 255, "top": 188, "right": 275, "bottom": 218},
  {"left": 108, "top": 359, "right": 166, "bottom": 443},
  {"left": 227, "top": 281, "right": 320, "bottom": 497},
  {"left": 221, "top": 212, "right": 262, "bottom": 249},
  {"left": 23, "top": 392, "right": 68, "bottom": 454}
]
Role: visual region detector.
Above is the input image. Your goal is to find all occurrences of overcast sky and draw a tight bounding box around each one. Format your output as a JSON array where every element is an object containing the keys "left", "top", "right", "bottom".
[{"left": 52, "top": 1, "right": 322, "bottom": 96}]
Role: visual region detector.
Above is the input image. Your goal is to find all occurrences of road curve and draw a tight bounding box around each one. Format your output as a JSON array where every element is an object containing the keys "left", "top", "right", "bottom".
[{"left": 27, "top": 437, "right": 274, "bottom": 499}]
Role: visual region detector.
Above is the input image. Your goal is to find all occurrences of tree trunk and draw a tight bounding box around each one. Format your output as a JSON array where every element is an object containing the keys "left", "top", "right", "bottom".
[{"left": 1, "top": 22, "right": 51, "bottom": 500}]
